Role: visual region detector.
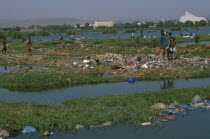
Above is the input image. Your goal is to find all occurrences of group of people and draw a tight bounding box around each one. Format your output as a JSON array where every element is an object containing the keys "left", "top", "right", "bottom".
[
  {"left": 1, "top": 36, "right": 33, "bottom": 53},
  {"left": 2, "top": 31, "right": 176, "bottom": 61},
  {"left": 158, "top": 30, "right": 176, "bottom": 60}
]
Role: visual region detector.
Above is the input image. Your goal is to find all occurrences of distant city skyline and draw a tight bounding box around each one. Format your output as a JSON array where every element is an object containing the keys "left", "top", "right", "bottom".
[{"left": 0, "top": 0, "right": 209, "bottom": 21}]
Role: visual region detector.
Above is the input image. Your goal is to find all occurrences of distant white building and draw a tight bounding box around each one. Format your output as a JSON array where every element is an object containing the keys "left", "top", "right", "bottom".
[
  {"left": 93, "top": 21, "right": 114, "bottom": 28},
  {"left": 180, "top": 12, "right": 208, "bottom": 23}
]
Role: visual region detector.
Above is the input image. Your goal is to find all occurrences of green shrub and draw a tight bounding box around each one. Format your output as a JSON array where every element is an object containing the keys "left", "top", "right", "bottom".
[
  {"left": 194, "top": 34, "right": 200, "bottom": 43},
  {"left": 124, "top": 29, "right": 136, "bottom": 33},
  {"left": 36, "top": 31, "right": 50, "bottom": 36},
  {"left": 102, "top": 29, "right": 117, "bottom": 34},
  {"left": 170, "top": 27, "right": 181, "bottom": 31},
  {"left": 0, "top": 30, "right": 7, "bottom": 39},
  {"left": 67, "top": 30, "right": 77, "bottom": 35}
]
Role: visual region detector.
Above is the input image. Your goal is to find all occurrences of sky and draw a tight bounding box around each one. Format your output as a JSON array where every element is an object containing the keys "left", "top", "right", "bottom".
[{"left": 0, "top": 0, "right": 209, "bottom": 21}]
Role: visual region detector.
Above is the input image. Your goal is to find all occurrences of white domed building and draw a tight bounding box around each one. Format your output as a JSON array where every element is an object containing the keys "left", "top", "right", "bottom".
[{"left": 180, "top": 12, "right": 208, "bottom": 23}]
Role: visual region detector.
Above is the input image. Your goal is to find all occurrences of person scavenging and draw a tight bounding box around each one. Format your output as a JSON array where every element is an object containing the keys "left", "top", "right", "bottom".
[
  {"left": 27, "top": 36, "right": 33, "bottom": 52},
  {"left": 167, "top": 32, "right": 176, "bottom": 60},
  {"left": 2, "top": 37, "right": 7, "bottom": 53},
  {"left": 158, "top": 29, "right": 168, "bottom": 59}
]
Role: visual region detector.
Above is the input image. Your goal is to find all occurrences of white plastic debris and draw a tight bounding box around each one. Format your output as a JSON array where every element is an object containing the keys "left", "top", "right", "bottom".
[
  {"left": 83, "top": 60, "right": 91, "bottom": 64},
  {"left": 141, "top": 122, "right": 152, "bottom": 126},
  {"left": 142, "top": 64, "right": 148, "bottom": 69},
  {"left": 76, "top": 124, "right": 84, "bottom": 129},
  {"left": 192, "top": 95, "right": 202, "bottom": 104},
  {"left": 73, "top": 61, "right": 79, "bottom": 65}
]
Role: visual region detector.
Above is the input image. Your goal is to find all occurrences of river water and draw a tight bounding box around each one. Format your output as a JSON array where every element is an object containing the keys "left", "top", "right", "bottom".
[
  {"left": 0, "top": 65, "right": 47, "bottom": 74},
  {"left": 1, "top": 78, "right": 210, "bottom": 104},
  {"left": 6, "top": 28, "right": 210, "bottom": 41}
]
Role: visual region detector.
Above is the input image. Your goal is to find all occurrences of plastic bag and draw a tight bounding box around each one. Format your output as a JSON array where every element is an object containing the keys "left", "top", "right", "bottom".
[
  {"left": 192, "top": 95, "right": 201, "bottom": 104},
  {"left": 22, "top": 126, "right": 36, "bottom": 134},
  {"left": 180, "top": 104, "right": 191, "bottom": 108},
  {"left": 128, "top": 77, "right": 137, "bottom": 84},
  {"left": 0, "top": 129, "right": 9, "bottom": 137}
]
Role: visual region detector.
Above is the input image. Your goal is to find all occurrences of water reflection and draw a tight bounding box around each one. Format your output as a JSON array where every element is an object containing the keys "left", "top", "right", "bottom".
[
  {"left": 3, "top": 65, "right": 7, "bottom": 71},
  {"left": 160, "top": 80, "right": 175, "bottom": 89},
  {"left": 0, "top": 65, "right": 47, "bottom": 74}
]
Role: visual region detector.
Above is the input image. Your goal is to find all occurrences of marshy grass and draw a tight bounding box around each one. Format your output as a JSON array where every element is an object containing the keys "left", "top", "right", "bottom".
[
  {"left": 0, "top": 64, "right": 209, "bottom": 91},
  {"left": 1, "top": 86, "right": 210, "bottom": 132}
]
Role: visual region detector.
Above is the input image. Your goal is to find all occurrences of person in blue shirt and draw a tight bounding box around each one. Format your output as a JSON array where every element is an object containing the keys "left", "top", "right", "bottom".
[{"left": 158, "top": 30, "right": 168, "bottom": 59}]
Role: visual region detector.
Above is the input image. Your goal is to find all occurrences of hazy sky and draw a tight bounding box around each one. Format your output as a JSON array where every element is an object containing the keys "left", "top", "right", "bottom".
[{"left": 0, "top": 0, "right": 209, "bottom": 21}]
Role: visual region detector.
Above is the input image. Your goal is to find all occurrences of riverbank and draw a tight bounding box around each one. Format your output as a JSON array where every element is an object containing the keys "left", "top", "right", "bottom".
[
  {"left": 1, "top": 86, "right": 210, "bottom": 132},
  {"left": 0, "top": 63, "right": 209, "bottom": 91},
  {"left": 0, "top": 38, "right": 210, "bottom": 90}
]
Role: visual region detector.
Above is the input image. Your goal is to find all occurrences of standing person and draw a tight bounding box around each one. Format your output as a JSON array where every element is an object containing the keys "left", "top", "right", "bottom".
[
  {"left": 59, "top": 34, "right": 64, "bottom": 40},
  {"left": 27, "top": 36, "right": 33, "bottom": 52},
  {"left": 158, "top": 30, "right": 168, "bottom": 59},
  {"left": 131, "top": 33, "right": 135, "bottom": 38},
  {"left": 167, "top": 32, "right": 176, "bottom": 60},
  {"left": 2, "top": 37, "right": 7, "bottom": 53}
]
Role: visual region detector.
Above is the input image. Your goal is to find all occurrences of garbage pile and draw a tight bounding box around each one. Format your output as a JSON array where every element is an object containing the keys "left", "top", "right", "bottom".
[
  {"left": 73, "top": 53, "right": 209, "bottom": 72},
  {"left": 150, "top": 95, "right": 210, "bottom": 123},
  {"left": 0, "top": 129, "right": 9, "bottom": 138}
]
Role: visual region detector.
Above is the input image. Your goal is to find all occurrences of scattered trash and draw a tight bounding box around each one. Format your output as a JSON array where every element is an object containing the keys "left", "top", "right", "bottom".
[
  {"left": 179, "top": 104, "right": 191, "bottom": 109},
  {"left": 204, "top": 104, "right": 210, "bottom": 109},
  {"left": 73, "top": 61, "right": 80, "bottom": 66},
  {"left": 75, "top": 124, "right": 84, "bottom": 129},
  {"left": 43, "top": 131, "right": 53, "bottom": 136},
  {"left": 168, "top": 101, "right": 179, "bottom": 109},
  {"left": 90, "top": 125, "right": 101, "bottom": 128},
  {"left": 141, "top": 64, "right": 148, "bottom": 69},
  {"left": 141, "top": 122, "right": 152, "bottom": 126},
  {"left": 150, "top": 103, "right": 166, "bottom": 109},
  {"left": 102, "top": 121, "right": 112, "bottom": 126},
  {"left": 192, "top": 95, "right": 202, "bottom": 104},
  {"left": 83, "top": 60, "right": 91, "bottom": 64},
  {"left": 204, "top": 100, "right": 210, "bottom": 103},
  {"left": 103, "top": 73, "right": 111, "bottom": 76},
  {"left": 160, "top": 119, "right": 169, "bottom": 122},
  {"left": 105, "top": 59, "right": 113, "bottom": 62},
  {"left": 190, "top": 102, "right": 204, "bottom": 108},
  {"left": 166, "top": 115, "right": 176, "bottom": 120},
  {"left": 0, "top": 129, "right": 9, "bottom": 137},
  {"left": 158, "top": 112, "right": 167, "bottom": 117},
  {"left": 128, "top": 77, "right": 137, "bottom": 84},
  {"left": 16, "top": 65, "right": 22, "bottom": 68},
  {"left": 22, "top": 126, "right": 36, "bottom": 134}
]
